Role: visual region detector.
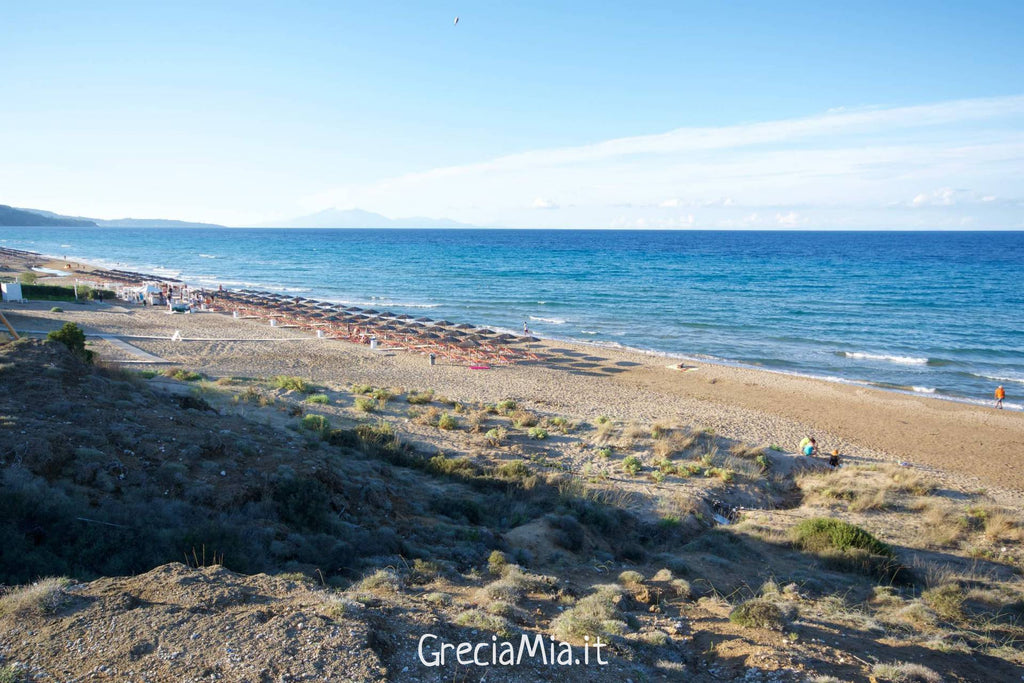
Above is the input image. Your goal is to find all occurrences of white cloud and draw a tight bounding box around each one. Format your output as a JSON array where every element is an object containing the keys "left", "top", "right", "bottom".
[
  {"left": 307, "top": 95, "right": 1024, "bottom": 229},
  {"left": 776, "top": 211, "right": 800, "bottom": 227}
]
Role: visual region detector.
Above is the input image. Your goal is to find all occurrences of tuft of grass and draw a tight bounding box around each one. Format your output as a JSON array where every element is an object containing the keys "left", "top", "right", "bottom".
[
  {"left": 595, "top": 415, "right": 611, "bottom": 424},
  {"left": 618, "top": 570, "right": 645, "bottom": 587},
  {"left": 0, "top": 577, "right": 71, "bottom": 616},
  {"left": 304, "top": 393, "right": 330, "bottom": 404},
  {"left": 437, "top": 413, "right": 458, "bottom": 430},
  {"left": 622, "top": 455, "right": 643, "bottom": 476},
  {"left": 300, "top": 413, "right": 330, "bottom": 436},
  {"left": 350, "top": 383, "right": 373, "bottom": 395},
  {"left": 49, "top": 306, "right": 63, "bottom": 313},
  {"left": 597, "top": 447, "right": 613, "bottom": 459},
  {"left": 235, "top": 386, "right": 276, "bottom": 407},
  {"left": 550, "top": 584, "right": 629, "bottom": 644},
  {"left": 372, "top": 388, "right": 394, "bottom": 405},
  {"left": 354, "top": 397, "right": 377, "bottom": 413},
  {"left": 870, "top": 661, "right": 943, "bottom": 683},
  {"left": 273, "top": 375, "right": 312, "bottom": 393},
  {"left": 350, "top": 568, "right": 402, "bottom": 595},
  {"left": 454, "top": 609, "right": 514, "bottom": 637},
  {"left": 728, "top": 598, "right": 786, "bottom": 630},
  {"left": 511, "top": 410, "right": 539, "bottom": 428},
  {"left": 163, "top": 368, "right": 203, "bottom": 382},
  {"left": 494, "top": 460, "right": 530, "bottom": 479},
  {"left": 922, "top": 583, "right": 965, "bottom": 622},
  {"left": 496, "top": 399, "right": 517, "bottom": 415},
  {"left": 404, "top": 388, "right": 434, "bottom": 404},
  {"left": 484, "top": 427, "right": 507, "bottom": 446},
  {"left": 427, "top": 454, "right": 476, "bottom": 476},
  {"left": 527, "top": 426, "right": 548, "bottom": 440}
]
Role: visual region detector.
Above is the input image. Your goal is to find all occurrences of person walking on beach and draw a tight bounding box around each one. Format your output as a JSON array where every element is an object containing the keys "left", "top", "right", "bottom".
[
  {"left": 995, "top": 385, "right": 1005, "bottom": 409},
  {"left": 523, "top": 321, "right": 530, "bottom": 334}
]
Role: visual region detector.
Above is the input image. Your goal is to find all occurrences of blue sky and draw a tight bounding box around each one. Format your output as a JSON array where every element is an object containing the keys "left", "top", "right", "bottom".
[{"left": 1, "top": 1, "right": 1022, "bottom": 228}]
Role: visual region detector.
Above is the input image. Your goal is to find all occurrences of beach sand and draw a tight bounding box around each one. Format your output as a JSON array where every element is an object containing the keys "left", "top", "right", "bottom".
[{"left": 4, "top": 295, "right": 1022, "bottom": 501}]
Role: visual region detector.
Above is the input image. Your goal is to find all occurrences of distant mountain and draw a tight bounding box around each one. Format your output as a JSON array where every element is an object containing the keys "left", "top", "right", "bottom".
[
  {"left": 12, "top": 206, "right": 224, "bottom": 228},
  {"left": 0, "top": 205, "right": 96, "bottom": 227},
  {"left": 268, "top": 208, "right": 474, "bottom": 229}
]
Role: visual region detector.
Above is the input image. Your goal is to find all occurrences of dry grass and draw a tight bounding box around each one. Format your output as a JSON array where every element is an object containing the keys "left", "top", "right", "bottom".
[
  {"left": 652, "top": 431, "right": 696, "bottom": 460},
  {"left": 0, "top": 577, "right": 71, "bottom": 616},
  {"left": 550, "top": 584, "right": 629, "bottom": 644}
]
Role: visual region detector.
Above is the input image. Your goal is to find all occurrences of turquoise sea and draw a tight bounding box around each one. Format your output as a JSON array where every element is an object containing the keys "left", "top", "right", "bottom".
[{"left": 2, "top": 227, "right": 1022, "bottom": 409}]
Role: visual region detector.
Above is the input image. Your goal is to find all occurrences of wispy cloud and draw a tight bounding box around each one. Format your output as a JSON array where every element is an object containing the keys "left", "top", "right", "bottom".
[{"left": 308, "top": 95, "right": 1024, "bottom": 228}]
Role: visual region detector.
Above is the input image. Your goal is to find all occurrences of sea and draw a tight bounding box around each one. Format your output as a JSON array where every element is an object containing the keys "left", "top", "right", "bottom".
[{"left": 2, "top": 227, "right": 1022, "bottom": 410}]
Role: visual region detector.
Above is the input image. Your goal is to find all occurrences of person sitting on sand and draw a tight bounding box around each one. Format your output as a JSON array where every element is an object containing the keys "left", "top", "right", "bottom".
[
  {"left": 995, "top": 385, "right": 1005, "bottom": 409},
  {"left": 799, "top": 437, "right": 817, "bottom": 457},
  {"left": 829, "top": 449, "right": 841, "bottom": 469}
]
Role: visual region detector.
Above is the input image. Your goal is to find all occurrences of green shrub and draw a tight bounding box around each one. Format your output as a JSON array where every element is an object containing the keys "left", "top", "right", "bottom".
[
  {"left": 618, "top": 570, "right": 645, "bottom": 586},
  {"left": 527, "top": 427, "right": 548, "bottom": 440},
  {"left": 484, "top": 427, "right": 507, "bottom": 446},
  {"left": 511, "top": 410, "right": 539, "bottom": 428},
  {"left": 494, "top": 461, "right": 530, "bottom": 479},
  {"left": 273, "top": 375, "right": 311, "bottom": 393},
  {"left": 598, "top": 447, "right": 612, "bottom": 459},
  {"left": 372, "top": 388, "right": 394, "bottom": 404},
  {"left": 427, "top": 454, "right": 476, "bottom": 476},
  {"left": 46, "top": 322, "right": 93, "bottom": 362},
  {"left": 406, "top": 389, "right": 434, "bottom": 404},
  {"left": 922, "top": 583, "right": 965, "bottom": 622},
  {"left": 351, "top": 383, "right": 373, "bottom": 395},
  {"left": 305, "top": 393, "right": 330, "bottom": 404},
  {"left": 496, "top": 399, "right": 517, "bottom": 415},
  {"left": 488, "top": 550, "right": 509, "bottom": 575},
  {"left": 354, "top": 397, "right": 376, "bottom": 413},
  {"left": 438, "top": 413, "right": 458, "bottom": 430},
  {"left": 49, "top": 306, "right": 63, "bottom": 313},
  {"left": 729, "top": 598, "right": 786, "bottom": 630},
  {"left": 300, "top": 414, "right": 330, "bottom": 436},
  {"left": 622, "top": 455, "right": 642, "bottom": 476},
  {"left": 595, "top": 415, "right": 611, "bottom": 424},
  {"left": 791, "top": 518, "right": 893, "bottom": 557},
  {"left": 550, "top": 585, "right": 628, "bottom": 644},
  {"left": 165, "top": 368, "right": 203, "bottom": 382}
]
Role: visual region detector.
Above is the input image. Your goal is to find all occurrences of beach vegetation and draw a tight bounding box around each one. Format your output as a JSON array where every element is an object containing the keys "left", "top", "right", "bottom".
[
  {"left": 300, "top": 414, "right": 330, "bottom": 436},
  {"left": 0, "top": 665, "right": 25, "bottom": 683},
  {"left": 527, "top": 426, "right": 548, "bottom": 440},
  {"left": 597, "top": 447, "right": 613, "bottom": 459},
  {"left": 273, "top": 375, "right": 312, "bottom": 393},
  {"left": 304, "top": 393, "right": 330, "bottom": 404},
  {"left": 437, "top": 413, "right": 458, "bottom": 430},
  {"left": 729, "top": 599, "right": 786, "bottom": 630},
  {"left": 351, "top": 568, "right": 402, "bottom": 596},
  {"left": 406, "top": 389, "right": 434, "bottom": 404},
  {"left": 494, "top": 460, "right": 530, "bottom": 479},
  {"left": 49, "top": 306, "right": 63, "bottom": 313},
  {"left": 372, "top": 388, "right": 394, "bottom": 405},
  {"left": 435, "top": 395, "right": 457, "bottom": 406},
  {"left": 792, "top": 518, "right": 893, "bottom": 557},
  {"left": 454, "top": 609, "right": 514, "bottom": 638},
  {"left": 354, "top": 397, "right": 376, "bottom": 413},
  {"left": 618, "top": 570, "right": 644, "bottom": 587},
  {"left": 595, "top": 415, "right": 611, "bottom": 424},
  {"left": 413, "top": 406, "right": 441, "bottom": 426},
  {"left": 650, "top": 423, "right": 669, "bottom": 439},
  {"left": 488, "top": 550, "right": 509, "bottom": 575},
  {"left": 870, "top": 662, "right": 943, "bottom": 683},
  {"left": 18, "top": 271, "right": 39, "bottom": 284},
  {"left": 46, "top": 322, "right": 93, "bottom": 363},
  {"left": 164, "top": 368, "right": 203, "bottom": 382},
  {"left": 547, "top": 416, "right": 572, "bottom": 433},
  {"left": 922, "top": 582, "right": 966, "bottom": 622},
  {"left": 427, "top": 454, "right": 476, "bottom": 477},
  {"left": 550, "top": 584, "right": 629, "bottom": 644},
  {"left": 350, "top": 383, "right": 373, "bottom": 395},
  {"left": 594, "top": 420, "right": 616, "bottom": 445},
  {"left": 137, "top": 369, "right": 159, "bottom": 379},
  {"left": 467, "top": 409, "right": 489, "bottom": 433},
  {"left": 236, "top": 386, "right": 275, "bottom": 407},
  {"left": 511, "top": 409, "right": 539, "bottom": 427},
  {"left": 496, "top": 399, "right": 517, "bottom": 415},
  {"left": 0, "top": 577, "right": 71, "bottom": 616},
  {"left": 622, "top": 455, "right": 643, "bottom": 476},
  {"left": 484, "top": 427, "right": 507, "bottom": 446}
]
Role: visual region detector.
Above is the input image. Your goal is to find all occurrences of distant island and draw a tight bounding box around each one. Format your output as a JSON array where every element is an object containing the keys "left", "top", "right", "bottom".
[
  {"left": 265, "top": 207, "right": 475, "bottom": 229},
  {"left": 0, "top": 205, "right": 224, "bottom": 228}
]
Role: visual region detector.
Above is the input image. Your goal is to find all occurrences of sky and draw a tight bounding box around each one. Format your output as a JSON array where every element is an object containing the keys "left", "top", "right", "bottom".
[{"left": 1, "top": 1, "right": 1023, "bottom": 228}]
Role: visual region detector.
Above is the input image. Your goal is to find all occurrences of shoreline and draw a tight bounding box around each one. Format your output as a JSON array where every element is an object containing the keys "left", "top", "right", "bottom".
[
  {"left": 4, "top": 243, "right": 1019, "bottom": 413},
  {"left": 3, "top": 246, "right": 1023, "bottom": 497}
]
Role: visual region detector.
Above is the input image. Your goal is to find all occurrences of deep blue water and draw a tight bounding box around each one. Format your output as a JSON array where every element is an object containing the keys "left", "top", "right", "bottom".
[{"left": 3, "top": 227, "right": 1022, "bottom": 408}]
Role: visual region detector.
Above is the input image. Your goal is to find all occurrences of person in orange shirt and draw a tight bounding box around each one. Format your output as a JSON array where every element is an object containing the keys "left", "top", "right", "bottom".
[{"left": 995, "top": 385, "right": 1005, "bottom": 409}]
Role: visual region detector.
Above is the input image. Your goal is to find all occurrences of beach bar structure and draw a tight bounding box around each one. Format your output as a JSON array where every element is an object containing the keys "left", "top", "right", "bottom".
[{"left": 1, "top": 282, "right": 24, "bottom": 302}]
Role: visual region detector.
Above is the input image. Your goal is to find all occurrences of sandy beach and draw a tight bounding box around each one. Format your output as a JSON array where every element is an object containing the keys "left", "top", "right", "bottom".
[{"left": 3, "top": 282, "right": 1022, "bottom": 500}]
